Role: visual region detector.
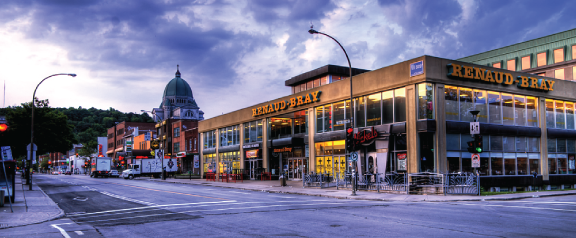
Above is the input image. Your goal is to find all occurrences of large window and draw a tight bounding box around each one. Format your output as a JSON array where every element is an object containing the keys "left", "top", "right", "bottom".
[
  {"left": 355, "top": 97, "right": 366, "bottom": 128},
  {"left": 220, "top": 125, "right": 240, "bottom": 146},
  {"left": 417, "top": 83, "right": 434, "bottom": 120},
  {"left": 493, "top": 62, "right": 501, "bottom": 68},
  {"left": 382, "top": 91, "right": 394, "bottom": 124},
  {"left": 366, "top": 93, "right": 381, "bottom": 126},
  {"left": 244, "top": 120, "right": 262, "bottom": 143},
  {"left": 537, "top": 52, "right": 547, "bottom": 67},
  {"left": 446, "top": 85, "right": 537, "bottom": 126},
  {"left": 203, "top": 130, "right": 216, "bottom": 149},
  {"left": 203, "top": 153, "right": 216, "bottom": 173},
  {"left": 270, "top": 110, "right": 308, "bottom": 139},
  {"left": 174, "top": 142, "right": 180, "bottom": 153},
  {"left": 546, "top": 99, "right": 576, "bottom": 129},
  {"left": 394, "top": 88, "right": 406, "bottom": 122}
]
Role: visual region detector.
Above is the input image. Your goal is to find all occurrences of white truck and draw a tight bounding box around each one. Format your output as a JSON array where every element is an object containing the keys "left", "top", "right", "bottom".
[
  {"left": 90, "top": 157, "right": 112, "bottom": 178},
  {"left": 122, "top": 158, "right": 178, "bottom": 179}
]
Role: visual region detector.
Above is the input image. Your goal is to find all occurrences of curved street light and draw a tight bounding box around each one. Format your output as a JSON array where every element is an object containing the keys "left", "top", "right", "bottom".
[
  {"left": 27, "top": 73, "right": 77, "bottom": 190},
  {"left": 308, "top": 28, "right": 357, "bottom": 195}
]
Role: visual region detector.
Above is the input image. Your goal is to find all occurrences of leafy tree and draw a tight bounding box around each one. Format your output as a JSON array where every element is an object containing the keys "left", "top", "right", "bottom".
[{"left": 0, "top": 99, "right": 77, "bottom": 158}]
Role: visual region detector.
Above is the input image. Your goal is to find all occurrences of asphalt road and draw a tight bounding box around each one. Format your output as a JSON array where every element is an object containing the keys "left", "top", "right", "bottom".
[{"left": 3, "top": 174, "right": 576, "bottom": 237}]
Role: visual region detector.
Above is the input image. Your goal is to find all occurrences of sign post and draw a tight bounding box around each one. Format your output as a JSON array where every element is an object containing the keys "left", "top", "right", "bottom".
[
  {"left": 26, "top": 143, "right": 37, "bottom": 190},
  {"left": 471, "top": 153, "right": 480, "bottom": 168}
]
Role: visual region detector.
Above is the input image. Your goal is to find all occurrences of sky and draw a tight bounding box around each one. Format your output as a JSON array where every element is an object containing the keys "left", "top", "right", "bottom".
[{"left": 1, "top": 0, "right": 575, "bottom": 119}]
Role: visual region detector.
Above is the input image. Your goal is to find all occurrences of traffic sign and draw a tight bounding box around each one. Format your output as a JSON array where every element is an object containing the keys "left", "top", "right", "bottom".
[
  {"left": 1, "top": 146, "right": 13, "bottom": 160},
  {"left": 471, "top": 153, "right": 480, "bottom": 168},
  {"left": 350, "top": 152, "right": 359, "bottom": 162},
  {"left": 470, "top": 122, "right": 480, "bottom": 135}
]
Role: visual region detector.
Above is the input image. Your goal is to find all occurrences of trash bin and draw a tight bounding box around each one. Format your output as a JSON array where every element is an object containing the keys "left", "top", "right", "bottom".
[
  {"left": 0, "top": 190, "right": 4, "bottom": 207},
  {"left": 280, "top": 174, "right": 286, "bottom": 187}
]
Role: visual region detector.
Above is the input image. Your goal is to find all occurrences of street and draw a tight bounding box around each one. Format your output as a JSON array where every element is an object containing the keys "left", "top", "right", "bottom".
[{"left": 2, "top": 174, "right": 576, "bottom": 237}]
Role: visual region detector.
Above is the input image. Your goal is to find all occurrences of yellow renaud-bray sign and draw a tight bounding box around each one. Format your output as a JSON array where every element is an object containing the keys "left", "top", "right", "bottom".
[
  {"left": 447, "top": 63, "right": 555, "bottom": 91},
  {"left": 252, "top": 91, "right": 321, "bottom": 117}
]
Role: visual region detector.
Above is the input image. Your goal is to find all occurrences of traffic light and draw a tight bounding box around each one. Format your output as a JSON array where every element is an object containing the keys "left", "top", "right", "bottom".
[
  {"left": 474, "top": 135, "right": 483, "bottom": 153},
  {"left": 0, "top": 123, "right": 8, "bottom": 132},
  {"left": 346, "top": 127, "right": 355, "bottom": 152},
  {"left": 48, "top": 161, "right": 51, "bottom": 164},
  {"left": 467, "top": 135, "right": 483, "bottom": 153}
]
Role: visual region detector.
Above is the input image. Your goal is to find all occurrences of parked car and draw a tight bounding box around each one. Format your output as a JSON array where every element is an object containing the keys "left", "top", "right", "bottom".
[
  {"left": 64, "top": 171, "right": 72, "bottom": 175},
  {"left": 51, "top": 171, "right": 59, "bottom": 175},
  {"left": 109, "top": 170, "right": 120, "bottom": 177}
]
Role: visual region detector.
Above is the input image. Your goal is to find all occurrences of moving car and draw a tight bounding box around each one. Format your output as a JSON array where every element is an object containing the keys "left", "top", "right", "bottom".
[
  {"left": 64, "top": 171, "right": 72, "bottom": 175},
  {"left": 51, "top": 171, "right": 59, "bottom": 175}
]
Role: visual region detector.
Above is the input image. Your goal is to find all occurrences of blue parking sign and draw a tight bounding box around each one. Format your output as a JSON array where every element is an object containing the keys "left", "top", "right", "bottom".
[{"left": 410, "top": 61, "right": 424, "bottom": 77}]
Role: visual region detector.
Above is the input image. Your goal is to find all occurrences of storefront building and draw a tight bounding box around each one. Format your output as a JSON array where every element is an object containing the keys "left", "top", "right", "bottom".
[{"left": 199, "top": 56, "right": 576, "bottom": 191}]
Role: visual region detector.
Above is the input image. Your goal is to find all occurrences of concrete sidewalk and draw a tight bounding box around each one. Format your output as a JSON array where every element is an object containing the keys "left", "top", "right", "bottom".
[
  {"left": 0, "top": 174, "right": 64, "bottom": 229},
  {"left": 146, "top": 177, "right": 576, "bottom": 202}
]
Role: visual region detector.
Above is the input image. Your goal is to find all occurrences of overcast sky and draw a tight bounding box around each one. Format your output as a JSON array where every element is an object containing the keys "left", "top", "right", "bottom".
[{"left": 1, "top": 0, "right": 575, "bottom": 119}]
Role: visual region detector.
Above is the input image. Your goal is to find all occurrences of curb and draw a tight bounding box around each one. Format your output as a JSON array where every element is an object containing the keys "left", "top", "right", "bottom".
[
  {"left": 0, "top": 185, "right": 66, "bottom": 230},
  {"left": 147, "top": 179, "right": 576, "bottom": 203}
]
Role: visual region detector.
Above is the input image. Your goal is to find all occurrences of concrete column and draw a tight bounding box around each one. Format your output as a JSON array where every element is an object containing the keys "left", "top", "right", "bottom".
[
  {"left": 435, "top": 84, "right": 447, "bottom": 174},
  {"left": 215, "top": 130, "right": 220, "bottom": 176},
  {"left": 539, "top": 97, "right": 549, "bottom": 181},
  {"left": 262, "top": 118, "right": 269, "bottom": 172},
  {"left": 308, "top": 108, "right": 316, "bottom": 174},
  {"left": 199, "top": 133, "right": 204, "bottom": 178},
  {"left": 406, "top": 85, "right": 418, "bottom": 174},
  {"left": 239, "top": 125, "right": 245, "bottom": 170}
]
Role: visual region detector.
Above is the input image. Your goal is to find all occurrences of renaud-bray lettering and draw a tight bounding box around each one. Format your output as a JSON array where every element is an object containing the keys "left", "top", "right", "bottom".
[
  {"left": 447, "top": 63, "right": 555, "bottom": 91},
  {"left": 252, "top": 90, "right": 321, "bottom": 117}
]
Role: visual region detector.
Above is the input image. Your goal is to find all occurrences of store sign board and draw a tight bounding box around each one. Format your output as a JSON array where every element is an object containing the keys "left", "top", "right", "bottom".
[
  {"left": 242, "top": 143, "right": 260, "bottom": 149},
  {"left": 245, "top": 149, "right": 259, "bottom": 158},
  {"left": 252, "top": 91, "right": 321, "bottom": 117},
  {"left": 353, "top": 127, "right": 378, "bottom": 147},
  {"left": 397, "top": 153, "right": 407, "bottom": 171},
  {"left": 447, "top": 63, "right": 555, "bottom": 91},
  {"left": 273, "top": 147, "right": 292, "bottom": 153},
  {"left": 410, "top": 60, "right": 424, "bottom": 77}
]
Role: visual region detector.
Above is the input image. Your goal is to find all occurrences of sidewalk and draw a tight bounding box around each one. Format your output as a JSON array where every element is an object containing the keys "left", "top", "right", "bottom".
[
  {"left": 0, "top": 174, "right": 64, "bottom": 229},
  {"left": 146, "top": 177, "right": 576, "bottom": 202}
]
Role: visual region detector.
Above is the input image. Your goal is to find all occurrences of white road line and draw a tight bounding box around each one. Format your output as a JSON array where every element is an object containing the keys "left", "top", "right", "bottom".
[
  {"left": 67, "top": 200, "right": 238, "bottom": 217},
  {"left": 100, "top": 192, "right": 157, "bottom": 206},
  {"left": 50, "top": 224, "right": 71, "bottom": 238},
  {"left": 74, "top": 231, "right": 84, "bottom": 235},
  {"left": 462, "top": 203, "right": 576, "bottom": 212}
]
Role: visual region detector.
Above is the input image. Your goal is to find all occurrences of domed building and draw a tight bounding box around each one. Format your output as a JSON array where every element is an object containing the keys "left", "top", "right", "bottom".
[{"left": 152, "top": 66, "right": 204, "bottom": 122}]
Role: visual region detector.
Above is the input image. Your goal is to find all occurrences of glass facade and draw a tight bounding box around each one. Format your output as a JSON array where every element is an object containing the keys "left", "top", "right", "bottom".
[
  {"left": 269, "top": 110, "right": 308, "bottom": 139},
  {"left": 219, "top": 125, "right": 240, "bottom": 147},
  {"left": 417, "top": 83, "right": 434, "bottom": 120},
  {"left": 203, "top": 153, "right": 216, "bottom": 173},
  {"left": 546, "top": 99, "right": 576, "bottom": 129},
  {"left": 537, "top": 52, "right": 547, "bottom": 67},
  {"left": 219, "top": 151, "right": 240, "bottom": 174},
  {"left": 203, "top": 130, "right": 216, "bottom": 149},
  {"left": 315, "top": 140, "right": 347, "bottom": 176},
  {"left": 244, "top": 120, "right": 263, "bottom": 143},
  {"left": 445, "top": 85, "right": 538, "bottom": 126}
]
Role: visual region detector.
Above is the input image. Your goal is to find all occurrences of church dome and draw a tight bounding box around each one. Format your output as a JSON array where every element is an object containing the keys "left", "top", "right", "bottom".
[{"left": 162, "top": 66, "right": 193, "bottom": 98}]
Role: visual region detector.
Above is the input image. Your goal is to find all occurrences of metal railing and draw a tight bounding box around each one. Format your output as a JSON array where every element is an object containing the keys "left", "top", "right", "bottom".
[{"left": 444, "top": 172, "right": 480, "bottom": 195}]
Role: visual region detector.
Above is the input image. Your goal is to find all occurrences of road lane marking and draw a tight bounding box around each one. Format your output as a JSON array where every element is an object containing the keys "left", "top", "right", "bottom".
[
  {"left": 462, "top": 203, "right": 576, "bottom": 212},
  {"left": 50, "top": 224, "right": 71, "bottom": 238},
  {"left": 67, "top": 200, "right": 238, "bottom": 217},
  {"left": 100, "top": 191, "right": 157, "bottom": 206},
  {"left": 74, "top": 231, "right": 84, "bottom": 235},
  {"left": 105, "top": 182, "right": 229, "bottom": 200}
]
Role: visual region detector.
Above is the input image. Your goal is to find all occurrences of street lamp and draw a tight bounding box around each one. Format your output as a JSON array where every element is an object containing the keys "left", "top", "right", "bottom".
[
  {"left": 308, "top": 27, "right": 357, "bottom": 195},
  {"left": 28, "top": 73, "right": 76, "bottom": 190}
]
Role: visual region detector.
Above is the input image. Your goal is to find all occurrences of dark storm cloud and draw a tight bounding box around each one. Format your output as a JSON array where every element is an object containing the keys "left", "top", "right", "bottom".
[{"left": 0, "top": 0, "right": 275, "bottom": 87}]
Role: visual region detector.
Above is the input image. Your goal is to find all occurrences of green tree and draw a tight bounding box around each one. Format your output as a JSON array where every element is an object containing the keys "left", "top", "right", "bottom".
[{"left": 0, "top": 99, "right": 77, "bottom": 158}]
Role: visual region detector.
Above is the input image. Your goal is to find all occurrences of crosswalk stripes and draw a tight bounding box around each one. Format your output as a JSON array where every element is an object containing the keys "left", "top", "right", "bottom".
[{"left": 99, "top": 191, "right": 157, "bottom": 206}]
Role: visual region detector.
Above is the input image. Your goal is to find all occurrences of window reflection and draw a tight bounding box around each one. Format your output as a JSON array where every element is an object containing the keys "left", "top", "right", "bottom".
[
  {"left": 554, "top": 48, "right": 564, "bottom": 63},
  {"left": 382, "top": 91, "right": 394, "bottom": 124},
  {"left": 556, "top": 101, "right": 566, "bottom": 129},
  {"left": 367, "top": 93, "right": 381, "bottom": 126},
  {"left": 394, "top": 88, "right": 406, "bottom": 122},
  {"left": 493, "top": 62, "right": 501, "bottom": 68},
  {"left": 555, "top": 68, "right": 565, "bottom": 80},
  {"left": 474, "top": 90, "right": 487, "bottom": 122},
  {"left": 521, "top": 56, "right": 530, "bottom": 70},
  {"left": 514, "top": 95, "right": 526, "bottom": 126},
  {"left": 501, "top": 93, "right": 514, "bottom": 125},
  {"left": 507, "top": 59, "right": 516, "bottom": 71},
  {"left": 537, "top": 52, "right": 547, "bottom": 67},
  {"left": 488, "top": 92, "right": 502, "bottom": 124},
  {"left": 445, "top": 86, "right": 459, "bottom": 121}
]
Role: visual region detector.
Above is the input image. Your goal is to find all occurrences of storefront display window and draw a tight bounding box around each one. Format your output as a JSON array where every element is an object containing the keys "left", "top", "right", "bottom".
[
  {"left": 394, "top": 88, "right": 406, "bottom": 122},
  {"left": 548, "top": 139, "right": 556, "bottom": 153},
  {"left": 504, "top": 158, "right": 516, "bottom": 175},
  {"left": 529, "top": 159, "right": 539, "bottom": 174},
  {"left": 503, "top": 136, "right": 515, "bottom": 151},
  {"left": 479, "top": 157, "right": 489, "bottom": 175},
  {"left": 491, "top": 157, "right": 503, "bottom": 175},
  {"left": 516, "top": 137, "right": 527, "bottom": 152},
  {"left": 558, "top": 156, "right": 568, "bottom": 174},
  {"left": 474, "top": 90, "right": 487, "bottom": 122},
  {"left": 490, "top": 136, "right": 503, "bottom": 151},
  {"left": 445, "top": 86, "right": 459, "bottom": 121},
  {"left": 366, "top": 93, "right": 381, "bottom": 126},
  {"left": 316, "top": 106, "right": 324, "bottom": 133},
  {"left": 557, "top": 139, "right": 567, "bottom": 153},
  {"left": 502, "top": 93, "right": 514, "bottom": 125},
  {"left": 219, "top": 151, "right": 240, "bottom": 174},
  {"left": 417, "top": 83, "right": 434, "bottom": 120},
  {"left": 203, "top": 153, "right": 215, "bottom": 173},
  {"left": 549, "top": 157, "right": 557, "bottom": 174},
  {"left": 293, "top": 110, "right": 307, "bottom": 135},
  {"left": 517, "top": 157, "right": 528, "bottom": 175},
  {"left": 323, "top": 104, "right": 332, "bottom": 132},
  {"left": 269, "top": 118, "right": 292, "bottom": 139},
  {"left": 528, "top": 137, "right": 539, "bottom": 152},
  {"left": 514, "top": 95, "right": 526, "bottom": 126},
  {"left": 220, "top": 125, "right": 240, "bottom": 146}
]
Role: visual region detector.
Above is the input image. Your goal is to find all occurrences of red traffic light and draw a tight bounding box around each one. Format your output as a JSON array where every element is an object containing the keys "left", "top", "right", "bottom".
[
  {"left": 347, "top": 127, "right": 353, "bottom": 134},
  {"left": 48, "top": 161, "right": 52, "bottom": 164},
  {"left": 121, "top": 161, "right": 125, "bottom": 164},
  {"left": 119, "top": 156, "right": 124, "bottom": 160},
  {"left": 0, "top": 123, "right": 7, "bottom": 132}
]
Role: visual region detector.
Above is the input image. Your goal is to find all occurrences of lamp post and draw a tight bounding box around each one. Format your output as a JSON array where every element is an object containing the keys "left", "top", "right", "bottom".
[
  {"left": 308, "top": 28, "right": 357, "bottom": 195},
  {"left": 28, "top": 73, "right": 76, "bottom": 190}
]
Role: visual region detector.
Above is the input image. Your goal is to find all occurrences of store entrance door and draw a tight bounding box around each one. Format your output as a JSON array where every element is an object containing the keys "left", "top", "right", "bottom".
[
  {"left": 286, "top": 158, "right": 307, "bottom": 180},
  {"left": 249, "top": 160, "right": 259, "bottom": 180}
]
